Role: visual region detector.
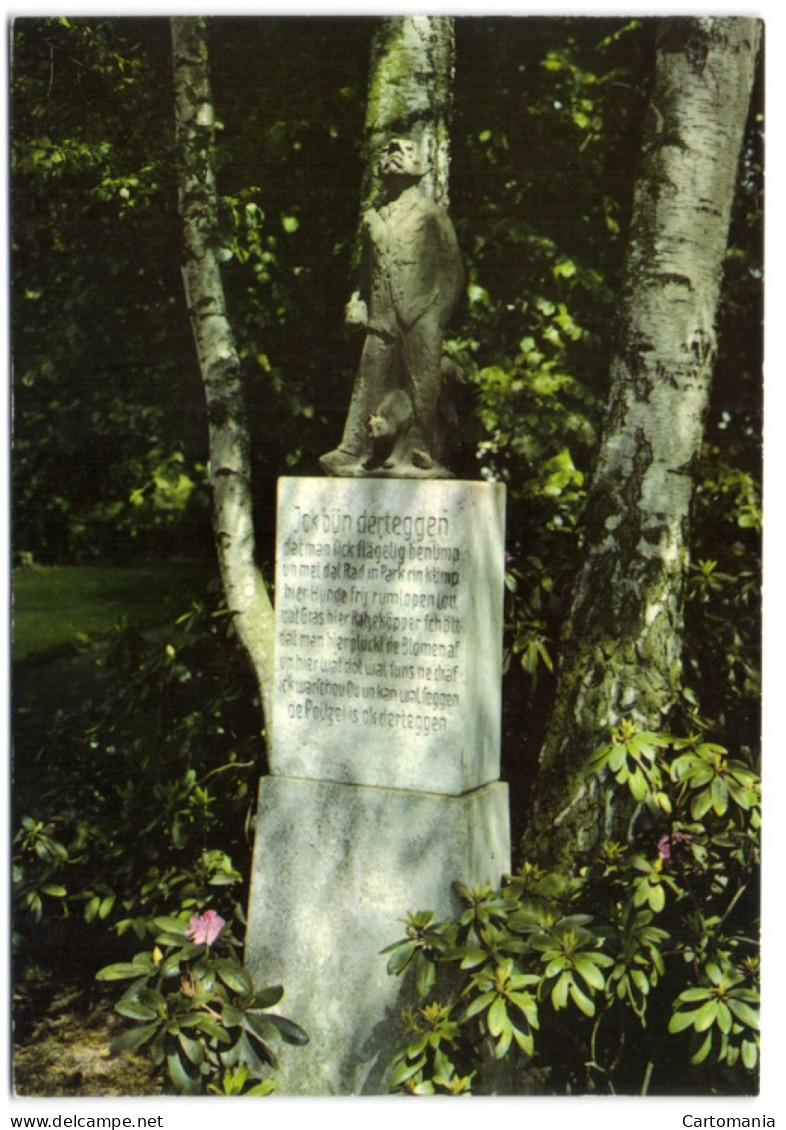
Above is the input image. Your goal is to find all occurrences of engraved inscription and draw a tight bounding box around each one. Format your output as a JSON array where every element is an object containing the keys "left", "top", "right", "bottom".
[{"left": 276, "top": 503, "right": 465, "bottom": 737}]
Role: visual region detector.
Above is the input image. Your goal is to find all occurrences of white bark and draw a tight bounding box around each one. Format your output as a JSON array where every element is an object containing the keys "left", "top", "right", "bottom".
[
  {"left": 171, "top": 17, "right": 275, "bottom": 733},
  {"left": 362, "top": 16, "right": 456, "bottom": 208},
  {"left": 523, "top": 18, "right": 761, "bottom": 867}
]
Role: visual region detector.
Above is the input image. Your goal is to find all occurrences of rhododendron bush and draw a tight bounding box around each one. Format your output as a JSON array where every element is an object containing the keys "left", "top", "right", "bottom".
[{"left": 383, "top": 725, "right": 760, "bottom": 1096}]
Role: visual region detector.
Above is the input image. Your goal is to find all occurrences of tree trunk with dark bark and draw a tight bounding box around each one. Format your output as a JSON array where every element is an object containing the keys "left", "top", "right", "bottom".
[
  {"left": 522, "top": 17, "right": 762, "bottom": 870},
  {"left": 171, "top": 17, "right": 275, "bottom": 731}
]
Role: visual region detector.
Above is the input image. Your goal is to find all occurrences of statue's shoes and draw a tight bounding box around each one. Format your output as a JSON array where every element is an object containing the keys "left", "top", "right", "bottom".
[
  {"left": 319, "top": 449, "right": 363, "bottom": 476},
  {"left": 410, "top": 448, "right": 434, "bottom": 470}
]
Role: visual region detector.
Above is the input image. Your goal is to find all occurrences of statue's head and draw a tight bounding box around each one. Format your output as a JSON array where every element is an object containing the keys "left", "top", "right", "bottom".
[{"left": 378, "top": 137, "right": 424, "bottom": 182}]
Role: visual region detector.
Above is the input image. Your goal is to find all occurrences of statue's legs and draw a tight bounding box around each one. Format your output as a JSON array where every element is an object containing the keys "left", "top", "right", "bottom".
[
  {"left": 340, "top": 332, "right": 397, "bottom": 455},
  {"left": 320, "top": 332, "right": 398, "bottom": 475},
  {"left": 401, "top": 313, "right": 444, "bottom": 463}
]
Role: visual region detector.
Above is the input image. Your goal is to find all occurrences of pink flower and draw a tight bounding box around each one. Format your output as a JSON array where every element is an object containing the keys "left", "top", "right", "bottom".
[
  {"left": 657, "top": 831, "right": 693, "bottom": 865},
  {"left": 186, "top": 909, "right": 226, "bottom": 947}
]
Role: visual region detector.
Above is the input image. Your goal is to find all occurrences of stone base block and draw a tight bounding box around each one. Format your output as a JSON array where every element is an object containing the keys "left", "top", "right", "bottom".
[{"left": 245, "top": 774, "right": 510, "bottom": 1095}]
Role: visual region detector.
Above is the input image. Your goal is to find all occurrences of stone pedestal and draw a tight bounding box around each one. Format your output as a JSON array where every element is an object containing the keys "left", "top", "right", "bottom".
[
  {"left": 245, "top": 477, "right": 509, "bottom": 1093},
  {"left": 245, "top": 775, "right": 509, "bottom": 1095}
]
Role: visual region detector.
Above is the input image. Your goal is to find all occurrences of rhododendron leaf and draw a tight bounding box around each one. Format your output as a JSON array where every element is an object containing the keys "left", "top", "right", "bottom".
[
  {"left": 155, "top": 931, "right": 195, "bottom": 947},
  {"left": 99, "top": 895, "right": 115, "bottom": 919},
  {"left": 487, "top": 996, "right": 509, "bottom": 1038},
  {"left": 717, "top": 1002, "right": 733, "bottom": 1035},
  {"left": 161, "top": 951, "right": 186, "bottom": 977},
  {"left": 458, "top": 947, "right": 488, "bottom": 969},
  {"left": 694, "top": 1000, "right": 719, "bottom": 1032},
  {"left": 728, "top": 999, "right": 759, "bottom": 1030},
  {"left": 631, "top": 969, "right": 649, "bottom": 996},
  {"left": 742, "top": 1040, "right": 759, "bottom": 1069},
  {"left": 166, "top": 1046, "right": 200, "bottom": 1094},
  {"left": 214, "top": 960, "right": 254, "bottom": 996},
  {"left": 386, "top": 942, "right": 416, "bottom": 975},
  {"left": 153, "top": 916, "right": 190, "bottom": 935},
  {"left": 551, "top": 973, "right": 570, "bottom": 1010},
  {"left": 221, "top": 1004, "right": 246, "bottom": 1028},
  {"left": 569, "top": 979, "right": 595, "bottom": 1017},
  {"left": 390, "top": 1054, "right": 427, "bottom": 1087},
  {"left": 109, "top": 1022, "right": 160, "bottom": 1055},
  {"left": 544, "top": 956, "right": 569, "bottom": 978},
  {"left": 178, "top": 1031, "right": 204, "bottom": 1065},
  {"left": 629, "top": 768, "right": 648, "bottom": 801},
  {"left": 690, "top": 1030, "right": 713, "bottom": 1065},
  {"left": 194, "top": 1015, "right": 231, "bottom": 1044},
  {"left": 150, "top": 1031, "right": 166, "bottom": 1067},
  {"left": 730, "top": 988, "right": 760, "bottom": 1003},
  {"left": 668, "top": 1008, "right": 700, "bottom": 1033},
  {"left": 244, "top": 1011, "right": 278, "bottom": 1046},
  {"left": 115, "top": 998, "right": 157, "bottom": 1021},
  {"left": 677, "top": 987, "right": 713, "bottom": 1003},
  {"left": 648, "top": 883, "right": 665, "bottom": 913},
  {"left": 220, "top": 1041, "right": 240, "bottom": 1068},
  {"left": 508, "top": 991, "right": 539, "bottom": 1029},
  {"left": 176, "top": 1012, "right": 206, "bottom": 1029},
  {"left": 711, "top": 776, "right": 729, "bottom": 816},
  {"left": 238, "top": 1031, "right": 272, "bottom": 1075},
  {"left": 512, "top": 1024, "right": 534, "bottom": 1056},
  {"left": 250, "top": 985, "right": 284, "bottom": 1009},
  {"left": 268, "top": 1013, "right": 309, "bottom": 1046},
  {"left": 416, "top": 952, "right": 436, "bottom": 998},
  {"left": 245, "top": 1080, "right": 277, "bottom": 1096},
  {"left": 573, "top": 954, "right": 606, "bottom": 992},
  {"left": 462, "top": 990, "right": 496, "bottom": 1021},
  {"left": 494, "top": 1025, "right": 512, "bottom": 1059},
  {"left": 96, "top": 960, "right": 153, "bottom": 981}
]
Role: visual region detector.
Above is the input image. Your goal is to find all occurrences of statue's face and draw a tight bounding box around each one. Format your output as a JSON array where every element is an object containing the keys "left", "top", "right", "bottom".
[{"left": 379, "top": 138, "right": 423, "bottom": 180}]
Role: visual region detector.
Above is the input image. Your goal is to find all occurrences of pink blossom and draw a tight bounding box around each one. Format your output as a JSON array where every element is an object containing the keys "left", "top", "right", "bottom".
[
  {"left": 657, "top": 831, "right": 693, "bottom": 865},
  {"left": 186, "top": 909, "right": 226, "bottom": 947}
]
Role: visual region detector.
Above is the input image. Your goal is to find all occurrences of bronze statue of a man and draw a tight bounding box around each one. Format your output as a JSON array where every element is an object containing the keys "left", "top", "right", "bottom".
[{"left": 320, "top": 137, "right": 463, "bottom": 477}]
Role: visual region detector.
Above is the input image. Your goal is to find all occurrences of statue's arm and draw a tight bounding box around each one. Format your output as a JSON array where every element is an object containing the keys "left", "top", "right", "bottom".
[
  {"left": 345, "top": 290, "right": 368, "bottom": 327},
  {"left": 439, "top": 211, "right": 464, "bottom": 309},
  {"left": 345, "top": 212, "right": 373, "bottom": 328}
]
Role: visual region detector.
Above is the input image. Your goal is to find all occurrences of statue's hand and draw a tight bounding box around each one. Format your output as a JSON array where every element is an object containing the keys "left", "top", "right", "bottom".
[{"left": 344, "top": 291, "right": 368, "bottom": 328}]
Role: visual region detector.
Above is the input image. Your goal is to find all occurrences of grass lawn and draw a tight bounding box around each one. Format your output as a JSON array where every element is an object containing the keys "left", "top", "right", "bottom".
[{"left": 12, "top": 565, "right": 215, "bottom": 663}]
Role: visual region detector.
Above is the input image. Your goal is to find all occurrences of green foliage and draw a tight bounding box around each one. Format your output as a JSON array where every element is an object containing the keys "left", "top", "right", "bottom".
[
  {"left": 390, "top": 1003, "right": 473, "bottom": 1095},
  {"left": 452, "top": 19, "right": 649, "bottom": 472},
  {"left": 13, "top": 564, "right": 212, "bottom": 662},
  {"left": 443, "top": 22, "right": 659, "bottom": 763},
  {"left": 96, "top": 910, "right": 306, "bottom": 1094},
  {"left": 12, "top": 15, "right": 761, "bottom": 783},
  {"left": 448, "top": 18, "right": 761, "bottom": 783},
  {"left": 12, "top": 18, "right": 211, "bottom": 563},
  {"left": 12, "top": 592, "right": 263, "bottom": 946},
  {"left": 385, "top": 724, "right": 760, "bottom": 1095},
  {"left": 685, "top": 446, "right": 762, "bottom": 729},
  {"left": 11, "top": 16, "right": 371, "bottom": 563}
]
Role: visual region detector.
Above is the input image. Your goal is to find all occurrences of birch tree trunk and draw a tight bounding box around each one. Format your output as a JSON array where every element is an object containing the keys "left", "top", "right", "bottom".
[
  {"left": 522, "top": 17, "right": 762, "bottom": 870},
  {"left": 171, "top": 17, "right": 275, "bottom": 732},
  {"left": 360, "top": 16, "right": 456, "bottom": 209}
]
